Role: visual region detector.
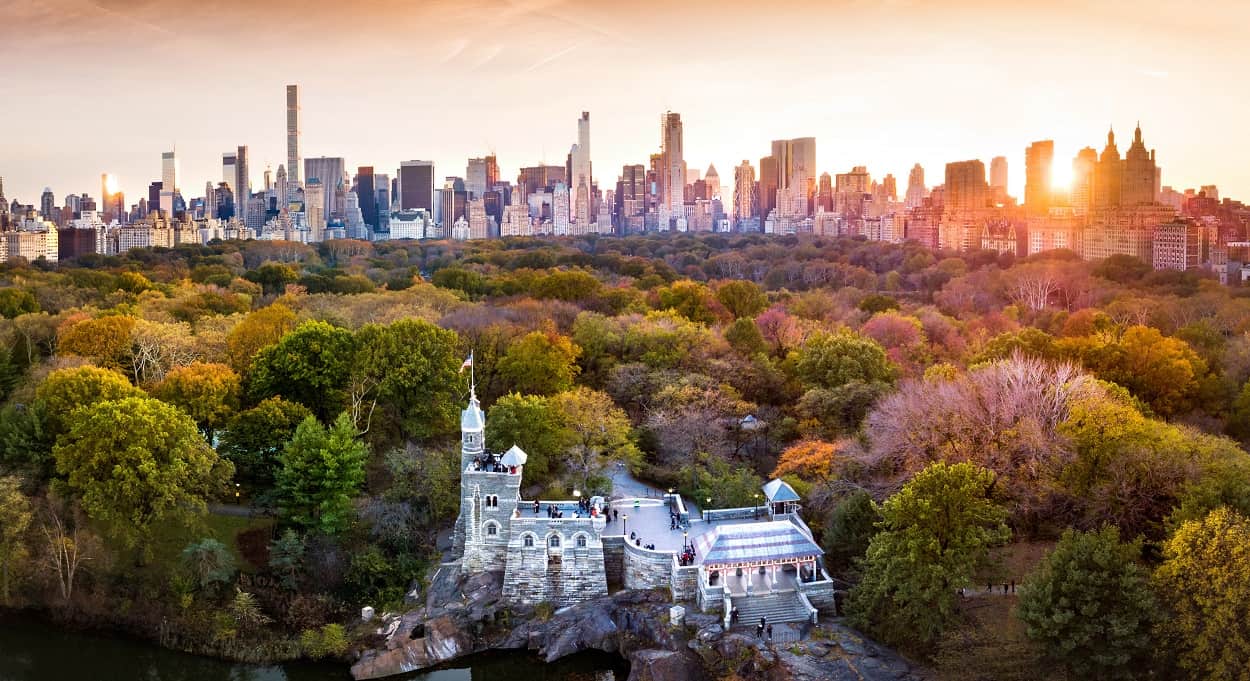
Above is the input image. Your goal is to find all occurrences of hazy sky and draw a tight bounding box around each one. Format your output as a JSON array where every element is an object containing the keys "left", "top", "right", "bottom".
[{"left": 3, "top": 0, "right": 1249, "bottom": 206}]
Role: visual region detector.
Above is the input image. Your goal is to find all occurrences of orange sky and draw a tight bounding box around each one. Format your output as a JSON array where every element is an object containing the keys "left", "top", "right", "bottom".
[{"left": 3, "top": 0, "right": 1248, "bottom": 206}]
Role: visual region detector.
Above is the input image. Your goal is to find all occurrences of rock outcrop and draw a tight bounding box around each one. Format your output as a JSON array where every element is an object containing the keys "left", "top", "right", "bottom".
[{"left": 351, "top": 565, "right": 925, "bottom": 681}]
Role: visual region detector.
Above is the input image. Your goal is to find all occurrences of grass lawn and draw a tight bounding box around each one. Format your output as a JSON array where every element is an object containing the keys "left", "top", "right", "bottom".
[{"left": 147, "top": 512, "right": 276, "bottom": 576}]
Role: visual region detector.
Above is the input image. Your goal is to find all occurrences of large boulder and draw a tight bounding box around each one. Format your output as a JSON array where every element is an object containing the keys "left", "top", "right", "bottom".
[{"left": 627, "top": 649, "right": 706, "bottom": 681}]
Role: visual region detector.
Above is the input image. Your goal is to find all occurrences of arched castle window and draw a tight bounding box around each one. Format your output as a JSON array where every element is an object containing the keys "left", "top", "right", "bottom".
[
  {"left": 484, "top": 522, "right": 499, "bottom": 536},
  {"left": 484, "top": 495, "right": 498, "bottom": 508},
  {"left": 523, "top": 534, "right": 534, "bottom": 548},
  {"left": 576, "top": 535, "right": 587, "bottom": 548},
  {"left": 548, "top": 535, "right": 561, "bottom": 548}
]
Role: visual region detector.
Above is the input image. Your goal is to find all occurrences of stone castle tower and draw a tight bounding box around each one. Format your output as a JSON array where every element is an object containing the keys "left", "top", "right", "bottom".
[{"left": 454, "top": 384, "right": 524, "bottom": 572}]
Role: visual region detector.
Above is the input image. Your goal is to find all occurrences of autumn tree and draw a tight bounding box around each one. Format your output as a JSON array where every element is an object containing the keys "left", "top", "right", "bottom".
[
  {"left": 225, "top": 303, "right": 297, "bottom": 374},
  {"left": 550, "top": 387, "right": 640, "bottom": 493},
  {"left": 249, "top": 320, "right": 356, "bottom": 421},
  {"left": 276, "top": 414, "right": 367, "bottom": 535},
  {"left": 715, "top": 280, "right": 767, "bottom": 319},
  {"left": 1059, "top": 325, "right": 1207, "bottom": 418},
  {"left": 848, "top": 462, "right": 1010, "bottom": 650},
  {"left": 496, "top": 330, "right": 582, "bottom": 397},
  {"left": 1154, "top": 507, "right": 1250, "bottom": 680},
  {"left": 56, "top": 315, "right": 137, "bottom": 370},
  {"left": 152, "top": 362, "right": 242, "bottom": 441},
  {"left": 1017, "top": 527, "right": 1159, "bottom": 680},
  {"left": 0, "top": 476, "right": 32, "bottom": 604},
  {"left": 0, "top": 288, "right": 39, "bottom": 319},
  {"left": 772, "top": 440, "right": 846, "bottom": 481},
  {"left": 53, "top": 397, "right": 233, "bottom": 560}
]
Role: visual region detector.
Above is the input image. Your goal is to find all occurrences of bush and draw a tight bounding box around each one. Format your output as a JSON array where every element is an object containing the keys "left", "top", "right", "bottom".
[{"left": 301, "top": 623, "right": 350, "bottom": 659}]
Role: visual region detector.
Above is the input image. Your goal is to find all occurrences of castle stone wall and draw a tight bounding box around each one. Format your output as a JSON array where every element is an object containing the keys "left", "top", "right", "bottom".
[
  {"left": 623, "top": 541, "right": 675, "bottom": 591},
  {"left": 670, "top": 563, "right": 699, "bottom": 602},
  {"left": 501, "top": 517, "right": 607, "bottom": 605},
  {"left": 602, "top": 535, "right": 625, "bottom": 589}
]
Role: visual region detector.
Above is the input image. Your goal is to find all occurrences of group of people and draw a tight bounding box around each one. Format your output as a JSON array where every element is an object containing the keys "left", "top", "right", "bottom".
[
  {"left": 755, "top": 616, "right": 773, "bottom": 640},
  {"left": 628, "top": 531, "right": 656, "bottom": 550},
  {"left": 469, "top": 454, "right": 514, "bottom": 474},
  {"left": 678, "top": 546, "right": 696, "bottom": 566}
]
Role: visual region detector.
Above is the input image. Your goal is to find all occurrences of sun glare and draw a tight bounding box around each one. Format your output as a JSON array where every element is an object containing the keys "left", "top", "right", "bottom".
[
  {"left": 104, "top": 173, "right": 119, "bottom": 195},
  {"left": 1050, "top": 162, "right": 1073, "bottom": 192}
]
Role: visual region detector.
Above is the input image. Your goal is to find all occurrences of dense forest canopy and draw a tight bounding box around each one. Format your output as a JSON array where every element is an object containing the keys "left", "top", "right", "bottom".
[{"left": 3, "top": 232, "right": 1250, "bottom": 677}]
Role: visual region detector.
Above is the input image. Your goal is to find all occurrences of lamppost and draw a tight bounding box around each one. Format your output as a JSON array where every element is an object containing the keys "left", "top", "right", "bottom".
[
  {"left": 573, "top": 489, "right": 581, "bottom": 514},
  {"left": 623, "top": 514, "right": 629, "bottom": 538}
]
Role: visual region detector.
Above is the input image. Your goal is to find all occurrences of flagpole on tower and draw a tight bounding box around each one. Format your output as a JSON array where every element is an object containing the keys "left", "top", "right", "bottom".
[{"left": 470, "top": 350, "right": 476, "bottom": 401}]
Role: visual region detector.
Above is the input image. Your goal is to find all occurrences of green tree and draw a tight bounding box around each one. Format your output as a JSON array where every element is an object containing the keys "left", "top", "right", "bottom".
[
  {"left": 276, "top": 413, "right": 367, "bottom": 535},
  {"left": 53, "top": 397, "right": 234, "bottom": 560},
  {"left": 0, "top": 402, "right": 55, "bottom": 481},
  {"left": 217, "top": 397, "right": 313, "bottom": 489},
  {"left": 0, "top": 476, "right": 32, "bottom": 604},
  {"left": 36, "top": 365, "right": 145, "bottom": 438},
  {"left": 550, "top": 387, "right": 640, "bottom": 492},
  {"left": 715, "top": 280, "right": 767, "bottom": 320},
  {"left": 821, "top": 490, "right": 881, "bottom": 577},
  {"left": 796, "top": 330, "right": 896, "bottom": 391},
  {"left": 971, "top": 328, "right": 1059, "bottom": 364},
  {"left": 384, "top": 446, "right": 460, "bottom": 526},
  {"left": 245, "top": 262, "right": 300, "bottom": 296},
  {"left": 350, "top": 319, "right": 462, "bottom": 442},
  {"left": 1017, "top": 527, "right": 1159, "bottom": 680},
  {"left": 531, "top": 269, "right": 601, "bottom": 301},
  {"left": 0, "top": 288, "right": 39, "bottom": 319},
  {"left": 268, "top": 529, "right": 306, "bottom": 590},
  {"left": 724, "top": 318, "right": 767, "bottom": 356},
  {"left": 1154, "top": 507, "right": 1250, "bottom": 680},
  {"left": 484, "top": 393, "right": 563, "bottom": 486},
  {"left": 1061, "top": 325, "right": 1206, "bottom": 418},
  {"left": 496, "top": 331, "right": 581, "bottom": 397},
  {"left": 152, "top": 362, "right": 242, "bottom": 441},
  {"left": 848, "top": 462, "right": 1010, "bottom": 650},
  {"left": 249, "top": 320, "right": 356, "bottom": 421},
  {"left": 682, "top": 454, "right": 765, "bottom": 509},
  {"left": 181, "top": 537, "right": 238, "bottom": 594}
]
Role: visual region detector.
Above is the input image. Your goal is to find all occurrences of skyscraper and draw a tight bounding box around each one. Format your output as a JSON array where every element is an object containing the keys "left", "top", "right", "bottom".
[
  {"left": 305, "top": 157, "right": 346, "bottom": 217},
  {"left": 990, "top": 156, "right": 1008, "bottom": 204},
  {"left": 944, "top": 160, "right": 989, "bottom": 210},
  {"left": 770, "top": 137, "right": 816, "bottom": 217},
  {"left": 904, "top": 163, "right": 927, "bottom": 209},
  {"left": 1070, "top": 147, "right": 1098, "bottom": 215},
  {"left": 1122, "top": 123, "right": 1158, "bottom": 206},
  {"left": 466, "top": 158, "right": 488, "bottom": 198},
  {"left": 286, "top": 85, "right": 301, "bottom": 184},
  {"left": 734, "top": 160, "right": 756, "bottom": 223},
  {"left": 305, "top": 178, "right": 325, "bottom": 241},
  {"left": 356, "top": 167, "right": 378, "bottom": 228},
  {"left": 759, "top": 156, "right": 779, "bottom": 219},
  {"left": 160, "top": 150, "right": 179, "bottom": 215},
  {"left": 1024, "top": 141, "right": 1054, "bottom": 213},
  {"left": 570, "top": 112, "right": 592, "bottom": 228},
  {"left": 222, "top": 152, "right": 237, "bottom": 189},
  {"left": 235, "top": 146, "right": 250, "bottom": 225},
  {"left": 40, "top": 188, "right": 56, "bottom": 222},
  {"left": 1094, "top": 129, "right": 1122, "bottom": 208},
  {"left": 399, "top": 160, "right": 435, "bottom": 212},
  {"left": 660, "top": 111, "right": 685, "bottom": 217}
]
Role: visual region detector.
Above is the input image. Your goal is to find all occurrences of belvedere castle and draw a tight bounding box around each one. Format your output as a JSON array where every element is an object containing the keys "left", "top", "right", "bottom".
[{"left": 451, "top": 385, "right": 837, "bottom": 627}]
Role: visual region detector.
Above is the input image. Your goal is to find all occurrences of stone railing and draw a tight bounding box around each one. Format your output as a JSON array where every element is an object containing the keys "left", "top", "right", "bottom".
[
  {"left": 787, "top": 513, "right": 815, "bottom": 540},
  {"left": 664, "top": 493, "right": 690, "bottom": 527},
  {"left": 698, "top": 575, "right": 725, "bottom": 613},
  {"left": 702, "top": 506, "right": 768, "bottom": 523},
  {"left": 623, "top": 539, "right": 676, "bottom": 590},
  {"left": 796, "top": 590, "right": 819, "bottom": 623},
  {"left": 670, "top": 558, "right": 699, "bottom": 601}
]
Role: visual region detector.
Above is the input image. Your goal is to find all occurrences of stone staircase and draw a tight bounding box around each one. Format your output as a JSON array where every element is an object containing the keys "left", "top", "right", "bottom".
[{"left": 728, "top": 591, "right": 814, "bottom": 629}]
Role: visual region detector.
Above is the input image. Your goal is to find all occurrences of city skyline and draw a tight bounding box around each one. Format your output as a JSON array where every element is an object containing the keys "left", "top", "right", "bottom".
[{"left": 4, "top": 0, "right": 1249, "bottom": 203}]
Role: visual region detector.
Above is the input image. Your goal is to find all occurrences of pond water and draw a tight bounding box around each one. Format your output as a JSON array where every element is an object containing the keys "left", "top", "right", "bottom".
[{"left": 0, "top": 615, "right": 628, "bottom": 681}]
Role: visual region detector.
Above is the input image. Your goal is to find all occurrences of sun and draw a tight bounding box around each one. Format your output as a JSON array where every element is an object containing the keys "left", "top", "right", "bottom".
[
  {"left": 1050, "top": 162, "right": 1073, "bottom": 192},
  {"left": 104, "top": 173, "right": 120, "bottom": 195}
]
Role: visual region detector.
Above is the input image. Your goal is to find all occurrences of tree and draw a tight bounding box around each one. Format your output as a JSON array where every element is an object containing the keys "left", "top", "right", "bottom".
[
  {"left": 1017, "top": 527, "right": 1159, "bottom": 680},
  {"left": 152, "top": 362, "right": 241, "bottom": 441},
  {"left": 1060, "top": 325, "right": 1206, "bottom": 418},
  {"left": 129, "top": 318, "right": 202, "bottom": 385},
  {"left": 225, "top": 303, "right": 297, "bottom": 374},
  {"left": 349, "top": 319, "right": 463, "bottom": 443},
  {"left": 0, "top": 477, "right": 32, "bottom": 604},
  {"left": 0, "top": 401, "right": 56, "bottom": 481},
  {"left": 268, "top": 529, "right": 306, "bottom": 590},
  {"left": 276, "top": 413, "right": 367, "bottom": 535},
  {"left": 682, "top": 454, "right": 765, "bottom": 509},
  {"left": 550, "top": 387, "right": 640, "bottom": 492},
  {"left": 715, "top": 280, "right": 767, "bottom": 320},
  {"left": 797, "top": 382, "right": 889, "bottom": 439},
  {"left": 496, "top": 330, "right": 581, "bottom": 397},
  {"left": 796, "top": 330, "right": 896, "bottom": 391},
  {"left": 0, "top": 288, "right": 39, "bottom": 319},
  {"left": 249, "top": 320, "right": 356, "bottom": 421},
  {"left": 484, "top": 393, "right": 563, "bottom": 486},
  {"left": 41, "top": 500, "right": 99, "bottom": 603},
  {"left": 56, "top": 315, "right": 137, "bottom": 370},
  {"left": 229, "top": 589, "right": 272, "bottom": 633},
  {"left": 245, "top": 261, "right": 300, "bottom": 296},
  {"left": 848, "top": 462, "right": 1010, "bottom": 650},
  {"left": 724, "top": 318, "right": 767, "bottom": 356},
  {"left": 821, "top": 490, "right": 881, "bottom": 577},
  {"left": 384, "top": 445, "right": 460, "bottom": 527},
  {"left": 772, "top": 440, "right": 846, "bottom": 481},
  {"left": 53, "top": 396, "right": 233, "bottom": 560},
  {"left": 656, "top": 280, "right": 722, "bottom": 325},
  {"left": 35, "top": 365, "right": 145, "bottom": 438},
  {"left": 217, "top": 397, "right": 313, "bottom": 489},
  {"left": 1154, "top": 507, "right": 1250, "bottom": 680},
  {"left": 181, "top": 538, "right": 238, "bottom": 594}
]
